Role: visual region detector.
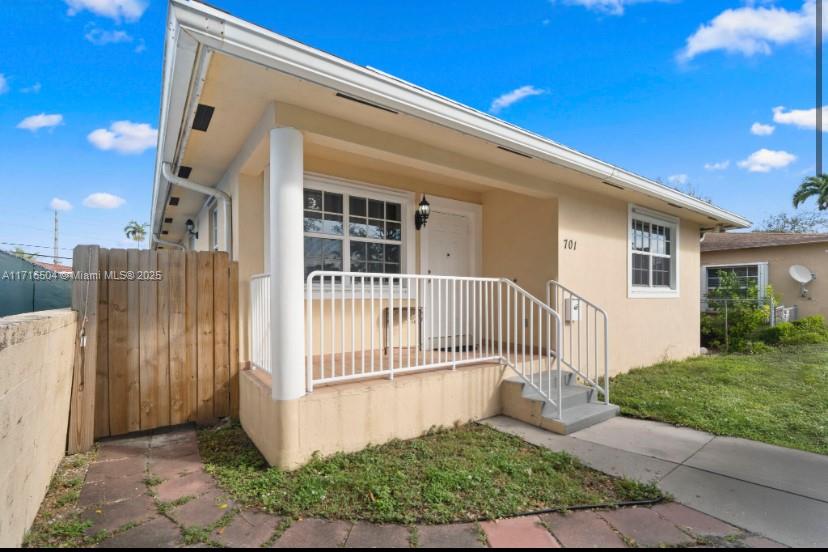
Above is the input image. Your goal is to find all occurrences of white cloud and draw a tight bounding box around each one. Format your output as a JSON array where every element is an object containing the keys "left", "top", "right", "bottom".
[
  {"left": 0, "top": 74, "right": 8, "bottom": 94},
  {"left": 667, "top": 174, "right": 689, "bottom": 185},
  {"left": 490, "top": 85, "right": 547, "bottom": 114},
  {"left": 85, "top": 27, "right": 133, "bottom": 45},
  {"left": 83, "top": 192, "right": 126, "bottom": 209},
  {"left": 65, "top": 0, "right": 148, "bottom": 22},
  {"left": 50, "top": 198, "right": 73, "bottom": 211},
  {"left": 21, "top": 82, "right": 42, "bottom": 94},
  {"left": 738, "top": 149, "right": 796, "bottom": 173},
  {"left": 87, "top": 120, "right": 157, "bottom": 154},
  {"left": 561, "top": 0, "right": 669, "bottom": 16},
  {"left": 704, "top": 160, "right": 730, "bottom": 171},
  {"left": 772, "top": 105, "right": 828, "bottom": 131},
  {"left": 16, "top": 113, "right": 64, "bottom": 132},
  {"left": 750, "top": 122, "right": 775, "bottom": 136},
  {"left": 678, "top": 1, "right": 816, "bottom": 61}
]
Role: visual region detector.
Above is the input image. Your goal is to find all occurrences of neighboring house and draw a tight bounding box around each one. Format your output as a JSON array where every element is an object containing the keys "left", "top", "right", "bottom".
[
  {"left": 149, "top": 1, "right": 749, "bottom": 467},
  {"left": 0, "top": 251, "right": 72, "bottom": 317},
  {"left": 701, "top": 232, "right": 828, "bottom": 320}
]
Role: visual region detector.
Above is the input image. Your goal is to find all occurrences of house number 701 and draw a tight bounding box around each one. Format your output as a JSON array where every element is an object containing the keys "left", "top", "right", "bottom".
[{"left": 562, "top": 239, "right": 577, "bottom": 250}]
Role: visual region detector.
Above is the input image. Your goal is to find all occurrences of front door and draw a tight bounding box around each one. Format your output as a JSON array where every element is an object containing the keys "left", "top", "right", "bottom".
[{"left": 424, "top": 210, "right": 472, "bottom": 350}]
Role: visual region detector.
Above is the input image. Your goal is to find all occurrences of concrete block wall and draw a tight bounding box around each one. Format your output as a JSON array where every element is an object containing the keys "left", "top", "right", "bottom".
[{"left": 0, "top": 309, "right": 76, "bottom": 547}]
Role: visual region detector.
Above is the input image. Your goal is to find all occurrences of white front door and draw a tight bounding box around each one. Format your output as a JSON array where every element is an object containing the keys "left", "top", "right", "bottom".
[{"left": 424, "top": 210, "right": 472, "bottom": 350}]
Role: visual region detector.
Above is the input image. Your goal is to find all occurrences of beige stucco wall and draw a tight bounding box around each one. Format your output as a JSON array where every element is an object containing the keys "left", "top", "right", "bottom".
[
  {"left": 556, "top": 188, "right": 702, "bottom": 374},
  {"left": 240, "top": 363, "right": 506, "bottom": 469},
  {"left": 702, "top": 242, "right": 828, "bottom": 319},
  {"left": 0, "top": 309, "right": 76, "bottom": 547},
  {"left": 482, "top": 190, "right": 558, "bottom": 300}
]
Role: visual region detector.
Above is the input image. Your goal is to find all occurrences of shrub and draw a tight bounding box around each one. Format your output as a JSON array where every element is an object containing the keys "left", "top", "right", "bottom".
[
  {"left": 758, "top": 316, "right": 828, "bottom": 346},
  {"left": 701, "top": 271, "right": 773, "bottom": 353}
]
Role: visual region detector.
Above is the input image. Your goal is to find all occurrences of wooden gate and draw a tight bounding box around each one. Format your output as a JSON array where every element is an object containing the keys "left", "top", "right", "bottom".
[{"left": 68, "top": 246, "right": 239, "bottom": 450}]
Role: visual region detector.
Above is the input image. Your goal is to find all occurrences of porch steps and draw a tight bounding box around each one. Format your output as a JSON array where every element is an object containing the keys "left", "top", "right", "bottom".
[{"left": 501, "top": 372, "right": 619, "bottom": 435}]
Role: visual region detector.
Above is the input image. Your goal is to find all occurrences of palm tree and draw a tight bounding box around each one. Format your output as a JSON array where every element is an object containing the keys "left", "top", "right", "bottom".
[
  {"left": 124, "top": 221, "right": 149, "bottom": 249},
  {"left": 793, "top": 174, "right": 828, "bottom": 211}
]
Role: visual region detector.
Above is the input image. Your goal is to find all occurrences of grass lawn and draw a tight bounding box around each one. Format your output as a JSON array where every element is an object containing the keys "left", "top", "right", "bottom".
[
  {"left": 611, "top": 344, "right": 828, "bottom": 455},
  {"left": 23, "top": 449, "right": 102, "bottom": 548},
  {"left": 198, "top": 423, "right": 662, "bottom": 524}
]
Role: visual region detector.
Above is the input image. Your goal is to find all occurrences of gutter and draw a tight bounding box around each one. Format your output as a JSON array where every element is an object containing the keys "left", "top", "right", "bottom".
[{"left": 161, "top": 163, "right": 233, "bottom": 259}]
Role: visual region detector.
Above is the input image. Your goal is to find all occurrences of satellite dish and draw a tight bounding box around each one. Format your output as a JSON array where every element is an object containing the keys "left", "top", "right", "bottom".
[{"left": 789, "top": 265, "right": 815, "bottom": 285}]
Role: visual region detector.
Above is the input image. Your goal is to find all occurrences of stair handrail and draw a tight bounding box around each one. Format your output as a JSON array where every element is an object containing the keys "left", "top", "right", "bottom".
[
  {"left": 546, "top": 280, "right": 609, "bottom": 405},
  {"left": 501, "top": 278, "right": 564, "bottom": 416}
]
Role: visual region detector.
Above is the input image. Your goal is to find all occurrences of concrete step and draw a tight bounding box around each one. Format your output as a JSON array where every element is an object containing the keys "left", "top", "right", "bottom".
[
  {"left": 521, "top": 381, "right": 595, "bottom": 410},
  {"left": 540, "top": 401, "right": 620, "bottom": 434},
  {"left": 501, "top": 371, "right": 618, "bottom": 435}
]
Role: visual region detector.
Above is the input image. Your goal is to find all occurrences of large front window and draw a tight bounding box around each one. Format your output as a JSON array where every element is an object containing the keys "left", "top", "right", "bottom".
[
  {"left": 628, "top": 206, "right": 679, "bottom": 297},
  {"left": 303, "top": 178, "right": 408, "bottom": 279}
]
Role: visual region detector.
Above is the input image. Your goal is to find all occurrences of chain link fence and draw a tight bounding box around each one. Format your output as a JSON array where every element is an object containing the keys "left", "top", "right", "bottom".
[{"left": 701, "top": 297, "right": 799, "bottom": 352}]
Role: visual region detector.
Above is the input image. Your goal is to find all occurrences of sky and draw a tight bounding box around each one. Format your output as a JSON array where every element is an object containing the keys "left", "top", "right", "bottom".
[{"left": 0, "top": 0, "right": 824, "bottom": 262}]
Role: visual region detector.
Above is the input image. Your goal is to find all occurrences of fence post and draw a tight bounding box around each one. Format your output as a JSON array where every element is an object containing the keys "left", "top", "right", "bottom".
[
  {"left": 723, "top": 300, "right": 729, "bottom": 353},
  {"left": 68, "top": 245, "right": 100, "bottom": 453},
  {"left": 770, "top": 296, "right": 776, "bottom": 327}
]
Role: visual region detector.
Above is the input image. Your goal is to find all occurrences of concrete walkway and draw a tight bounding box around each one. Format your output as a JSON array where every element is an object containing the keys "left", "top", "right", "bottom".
[
  {"left": 484, "top": 416, "right": 828, "bottom": 548},
  {"left": 75, "top": 425, "right": 787, "bottom": 548}
]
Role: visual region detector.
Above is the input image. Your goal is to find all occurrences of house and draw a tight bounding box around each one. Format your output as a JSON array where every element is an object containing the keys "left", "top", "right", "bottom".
[
  {"left": 149, "top": 0, "right": 750, "bottom": 467},
  {"left": 701, "top": 232, "right": 828, "bottom": 320}
]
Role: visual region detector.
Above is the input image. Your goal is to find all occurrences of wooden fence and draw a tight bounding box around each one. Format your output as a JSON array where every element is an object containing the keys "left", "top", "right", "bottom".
[{"left": 68, "top": 246, "right": 239, "bottom": 452}]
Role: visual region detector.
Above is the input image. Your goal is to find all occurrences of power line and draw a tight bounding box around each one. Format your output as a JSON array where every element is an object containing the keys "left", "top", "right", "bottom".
[
  {"left": 2, "top": 250, "right": 73, "bottom": 261},
  {"left": 0, "top": 241, "right": 74, "bottom": 251}
]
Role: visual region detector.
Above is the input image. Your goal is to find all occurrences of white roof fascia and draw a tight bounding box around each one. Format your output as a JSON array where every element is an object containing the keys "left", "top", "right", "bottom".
[{"left": 154, "top": 0, "right": 750, "bottom": 229}]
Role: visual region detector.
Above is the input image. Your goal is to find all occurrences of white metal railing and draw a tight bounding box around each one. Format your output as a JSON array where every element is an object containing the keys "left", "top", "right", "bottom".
[
  {"left": 304, "top": 271, "right": 564, "bottom": 415},
  {"left": 250, "top": 274, "right": 271, "bottom": 374},
  {"left": 546, "top": 280, "right": 609, "bottom": 404},
  {"left": 249, "top": 271, "right": 566, "bottom": 417}
]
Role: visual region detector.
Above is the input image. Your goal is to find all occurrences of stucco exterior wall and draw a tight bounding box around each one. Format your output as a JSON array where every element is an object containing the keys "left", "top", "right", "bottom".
[
  {"left": 701, "top": 242, "right": 828, "bottom": 319},
  {"left": 240, "top": 363, "right": 506, "bottom": 469},
  {"left": 556, "top": 188, "right": 702, "bottom": 374},
  {"left": 481, "top": 190, "right": 558, "bottom": 301},
  {"left": 0, "top": 309, "right": 76, "bottom": 547}
]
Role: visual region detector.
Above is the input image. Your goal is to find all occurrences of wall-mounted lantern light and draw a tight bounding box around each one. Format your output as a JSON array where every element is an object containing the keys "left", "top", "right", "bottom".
[
  {"left": 415, "top": 195, "right": 431, "bottom": 230},
  {"left": 185, "top": 218, "right": 199, "bottom": 239}
]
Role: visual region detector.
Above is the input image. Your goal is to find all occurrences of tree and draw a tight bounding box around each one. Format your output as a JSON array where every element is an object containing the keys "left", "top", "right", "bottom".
[
  {"left": 793, "top": 174, "right": 828, "bottom": 211},
  {"left": 757, "top": 212, "right": 828, "bottom": 233},
  {"left": 124, "top": 221, "right": 149, "bottom": 249},
  {"left": 12, "top": 247, "right": 33, "bottom": 260}
]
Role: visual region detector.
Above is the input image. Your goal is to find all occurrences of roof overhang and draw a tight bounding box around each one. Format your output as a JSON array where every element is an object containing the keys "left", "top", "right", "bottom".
[{"left": 151, "top": 0, "right": 751, "bottom": 240}]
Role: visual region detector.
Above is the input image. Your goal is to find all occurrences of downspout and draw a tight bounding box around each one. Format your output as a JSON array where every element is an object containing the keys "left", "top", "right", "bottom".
[{"left": 161, "top": 163, "right": 233, "bottom": 259}]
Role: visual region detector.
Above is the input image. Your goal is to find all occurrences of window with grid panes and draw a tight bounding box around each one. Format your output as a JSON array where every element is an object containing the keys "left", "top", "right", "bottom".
[
  {"left": 303, "top": 187, "right": 403, "bottom": 279},
  {"left": 629, "top": 210, "right": 678, "bottom": 293}
]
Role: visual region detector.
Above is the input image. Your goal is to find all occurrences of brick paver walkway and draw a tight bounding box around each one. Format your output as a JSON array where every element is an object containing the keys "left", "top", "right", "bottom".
[{"left": 81, "top": 425, "right": 786, "bottom": 548}]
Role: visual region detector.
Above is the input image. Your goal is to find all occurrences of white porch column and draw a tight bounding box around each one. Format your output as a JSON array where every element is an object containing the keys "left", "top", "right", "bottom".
[{"left": 269, "top": 127, "right": 305, "bottom": 400}]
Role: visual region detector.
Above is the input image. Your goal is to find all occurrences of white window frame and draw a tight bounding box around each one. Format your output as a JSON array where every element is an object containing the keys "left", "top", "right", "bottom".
[
  {"left": 628, "top": 204, "right": 680, "bottom": 298},
  {"left": 701, "top": 262, "right": 768, "bottom": 301},
  {"left": 303, "top": 173, "right": 416, "bottom": 297}
]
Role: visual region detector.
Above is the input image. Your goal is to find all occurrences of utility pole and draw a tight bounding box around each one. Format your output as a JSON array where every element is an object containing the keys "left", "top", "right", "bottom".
[
  {"left": 53, "top": 209, "right": 59, "bottom": 265},
  {"left": 818, "top": 0, "right": 823, "bottom": 175}
]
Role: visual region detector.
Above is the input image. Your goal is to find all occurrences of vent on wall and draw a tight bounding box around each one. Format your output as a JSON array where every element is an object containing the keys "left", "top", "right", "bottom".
[
  {"left": 192, "top": 104, "right": 215, "bottom": 131},
  {"left": 169, "top": 196, "right": 180, "bottom": 206},
  {"left": 161, "top": 230, "right": 169, "bottom": 235},
  {"left": 335, "top": 92, "right": 398, "bottom": 114},
  {"left": 164, "top": 217, "right": 173, "bottom": 224},
  {"left": 177, "top": 166, "right": 192, "bottom": 179},
  {"left": 496, "top": 145, "right": 532, "bottom": 159}
]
